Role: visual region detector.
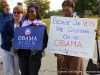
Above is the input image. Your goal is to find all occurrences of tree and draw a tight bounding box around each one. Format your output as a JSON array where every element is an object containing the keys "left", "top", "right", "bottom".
[
  {"left": 25, "top": 0, "right": 50, "bottom": 18},
  {"left": 44, "top": 9, "right": 62, "bottom": 18},
  {"left": 74, "top": 0, "right": 98, "bottom": 18},
  {"left": 17, "top": 2, "right": 22, "bottom": 6},
  {"left": 0, "top": 0, "right": 8, "bottom": 13}
]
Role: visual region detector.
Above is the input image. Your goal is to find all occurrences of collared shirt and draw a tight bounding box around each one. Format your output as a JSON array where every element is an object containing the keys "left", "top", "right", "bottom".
[{"left": 14, "top": 23, "right": 20, "bottom": 31}]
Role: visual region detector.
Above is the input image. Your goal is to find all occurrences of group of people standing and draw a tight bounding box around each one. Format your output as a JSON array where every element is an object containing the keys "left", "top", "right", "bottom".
[
  {"left": 0, "top": 0, "right": 99, "bottom": 75},
  {"left": 0, "top": 3, "right": 48, "bottom": 75}
]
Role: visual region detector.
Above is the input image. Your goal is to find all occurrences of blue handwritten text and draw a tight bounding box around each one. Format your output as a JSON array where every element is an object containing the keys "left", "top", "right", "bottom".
[
  {"left": 63, "top": 34, "right": 70, "bottom": 39},
  {"left": 68, "top": 27, "right": 89, "bottom": 34},
  {"left": 73, "top": 36, "right": 79, "bottom": 40},
  {"left": 73, "top": 19, "right": 81, "bottom": 25},
  {"left": 56, "top": 26, "right": 63, "bottom": 32},
  {"left": 52, "top": 17, "right": 70, "bottom": 25}
]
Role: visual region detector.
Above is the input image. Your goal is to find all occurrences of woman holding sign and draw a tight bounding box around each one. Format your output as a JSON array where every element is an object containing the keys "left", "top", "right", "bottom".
[
  {"left": 1, "top": 5, "right": 24, "bottom": 75},
  {"left": 18, "top": 4, "right": 48, "bottom": 75},
  {"left": 55, "top": 0, "right": 84, "bottom": 75}
]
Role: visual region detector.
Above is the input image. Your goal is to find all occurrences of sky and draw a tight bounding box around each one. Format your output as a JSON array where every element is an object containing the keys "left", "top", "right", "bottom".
[
  {"left": 48, "top": 0, "right": 63, "bottom": 10},
  {"left": 7, "top": 0, "right": 63, "bottom": 12}
]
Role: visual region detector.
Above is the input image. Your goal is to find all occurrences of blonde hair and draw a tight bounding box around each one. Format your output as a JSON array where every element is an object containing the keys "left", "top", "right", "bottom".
[{"left": 13, "top": 5, "right": 24, "bottom": 13}]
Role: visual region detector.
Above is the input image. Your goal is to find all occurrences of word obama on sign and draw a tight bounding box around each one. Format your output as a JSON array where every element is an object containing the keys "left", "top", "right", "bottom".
[
  {"left": 47, "top": 16, "right": 97, "bottom": 58},
  {"left": 13, "top": 26, "right": 45, "bottom": 50}
]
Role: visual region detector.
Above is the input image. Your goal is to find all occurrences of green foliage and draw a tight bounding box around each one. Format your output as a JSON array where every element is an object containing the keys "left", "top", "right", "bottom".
[
  {"left": 0, "top": 5, "right": 3, "bottom": 13},
  {"left": 25, "top": 0, "right": 50, "bottom": 18},
  {"left": 42, "top": 19, "right": 50, "bottom": 32},
  {"left": 97, "top": 19, "right": 100, "bottom": 30},
  {"left": 17, "top": 2, "right": 23, "bottom": 6},
  {"left": 0, "top": 0, "right": 8, "bottom": 13},
  {"left": 44, "top": 9, "right": 62, "bottom": 18},
  {"left": 74, "top": 0, "right": 98, "bottom": 17}
]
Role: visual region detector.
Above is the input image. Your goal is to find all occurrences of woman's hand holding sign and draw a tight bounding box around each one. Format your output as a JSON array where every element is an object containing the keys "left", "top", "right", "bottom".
[
  {"left": 13, "top": 48, "right": 19, "bottom": 54},
  {"left": 95, "top": 29, "right": 100, "bottom": 36},
  {"left": 30, "top": 49, "right": 37, "bottom": 60},
  {"left": 11, "top": 38, "right": 14, "bottom": 42},
  {"left": 31, "top": 49, "right": 37, "bottom": 54}
]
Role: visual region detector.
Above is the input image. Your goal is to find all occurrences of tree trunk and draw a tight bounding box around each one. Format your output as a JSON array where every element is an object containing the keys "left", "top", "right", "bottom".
[{"left": 79, "top": 12, "right": 84, "bottom": 18}]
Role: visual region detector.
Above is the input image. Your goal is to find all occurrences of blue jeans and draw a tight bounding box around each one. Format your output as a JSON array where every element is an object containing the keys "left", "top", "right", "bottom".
[{"left": 18, "top": 51, "right": 42, "bottom": 75}]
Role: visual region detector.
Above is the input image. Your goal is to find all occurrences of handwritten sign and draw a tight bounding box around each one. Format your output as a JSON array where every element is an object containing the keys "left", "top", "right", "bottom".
[
  {"left": 13, "top": 26, "right": 45, "bottom": 50},
  {"left": 47, "top": 16, "right": 97, "bottom": 58}
]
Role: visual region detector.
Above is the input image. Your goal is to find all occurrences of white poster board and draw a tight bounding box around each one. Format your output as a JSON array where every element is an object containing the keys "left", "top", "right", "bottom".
[{"left": 47, "top": 16, "right": 97, "bottom": 58}]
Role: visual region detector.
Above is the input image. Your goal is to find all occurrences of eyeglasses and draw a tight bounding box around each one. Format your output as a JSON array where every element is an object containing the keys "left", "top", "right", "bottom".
[
  {"left": 6, "top": 9, "right": 10, "bottom": 10},
  {"left": 13, "top": 12, "right": 21, "bottom": 14},
  {"left": 27, "top": 10, "right": 34, "bottom": 13}
]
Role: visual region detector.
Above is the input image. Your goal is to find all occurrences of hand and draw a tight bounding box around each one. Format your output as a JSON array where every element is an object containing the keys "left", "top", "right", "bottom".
[
  {"left": 94, "top": 29, "right": 100, "bottom": 36},
  {"left": 13, "top": 48, "right": 18, "bottom": 54},
  {"left": 11, "top": 38, "right": 14, "bottom": 42},
  {"left": 56, "top": 54, "right": 65, "bottom": 62},
  {"left": 31, "top": 49, "right": 36, "bottom": 54}
]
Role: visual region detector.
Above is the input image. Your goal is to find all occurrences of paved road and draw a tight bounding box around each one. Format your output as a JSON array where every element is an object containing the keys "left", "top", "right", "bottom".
[{"left": 0, "top": 41, "right": 99, "bottom": 75}]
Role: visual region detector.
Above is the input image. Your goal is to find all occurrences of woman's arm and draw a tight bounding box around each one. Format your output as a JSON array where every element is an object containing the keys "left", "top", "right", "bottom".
[{"left": 42, "top": 26, "right": 48, "bottom": 50}]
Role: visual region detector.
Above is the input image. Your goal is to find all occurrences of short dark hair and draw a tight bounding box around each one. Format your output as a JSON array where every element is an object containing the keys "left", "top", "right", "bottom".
[
  {"left": 4, "top": 4, "right": 9, "bottom": 8},
  {"left": 62, "top": 0, "right": 75, "bottom": 8},
  {"left": 26, "top": 5, "right": 41, "bottom": 20}
]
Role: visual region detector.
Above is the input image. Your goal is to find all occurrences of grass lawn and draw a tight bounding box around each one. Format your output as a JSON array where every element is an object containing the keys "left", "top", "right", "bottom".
[
  {"left": 42, "top": 16, "right": 100, "bottom": 39},
  {"left": 42, "top": 19, "right": 50, "bottom": 31}
]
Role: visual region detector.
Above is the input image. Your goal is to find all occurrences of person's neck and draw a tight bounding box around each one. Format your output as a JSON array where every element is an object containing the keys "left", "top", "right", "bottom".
[
  {"left": 3, "top": 12, "right": 9, "bottom": 15},
  {"left": 64, "top": 15, "right": 72, "bottom": 17},
  {"left": 14, "top": 19, "right": 20, "bottom": 27},
  {"left": 64, "top": 13, "right": 73, "bottom": 17},
  {"left": 29, "top": 18, "right": 36, "bottom": 21}
]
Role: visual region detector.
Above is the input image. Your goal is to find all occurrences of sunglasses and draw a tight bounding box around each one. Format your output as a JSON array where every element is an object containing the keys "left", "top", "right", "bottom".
[
  {"left": 6, "top": 9, "right": 10, "bottom": 10},
  {"left": 13, "top": 12, "right": 21, "bottom": 14},
  {"left": 27, "top": 10, "right": 34, "bottom": 13}
]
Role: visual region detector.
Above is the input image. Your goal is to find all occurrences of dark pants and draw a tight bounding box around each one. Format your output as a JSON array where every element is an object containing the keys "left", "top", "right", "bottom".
[
  {"left": 18, "top": 52, "right": 42, "bottom": 75},
  {"left": 88, "top": 74, "right": 100, "bottom": 75}
]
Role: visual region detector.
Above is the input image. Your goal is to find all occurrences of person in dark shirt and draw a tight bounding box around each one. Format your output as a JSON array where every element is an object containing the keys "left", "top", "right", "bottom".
[
  {"left": 18, "top": 3, "right": 48, "bottom": 75},
  {"left": 0, "top": 4, "right": 13, "bottom": 32},
  {"left": 1, "top": 5, "right": 24, "bottom": 75},
  {"left": 0, "top": 4, "right": 13, "bottom": 43},
  {"left": 55, "top": 0, "right": 84, "bottom": 75}
]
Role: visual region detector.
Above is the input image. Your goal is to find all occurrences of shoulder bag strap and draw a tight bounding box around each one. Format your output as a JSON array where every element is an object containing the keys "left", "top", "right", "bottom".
[{"left": 96, "top": 37, "right": 100, "bottom": 64}]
